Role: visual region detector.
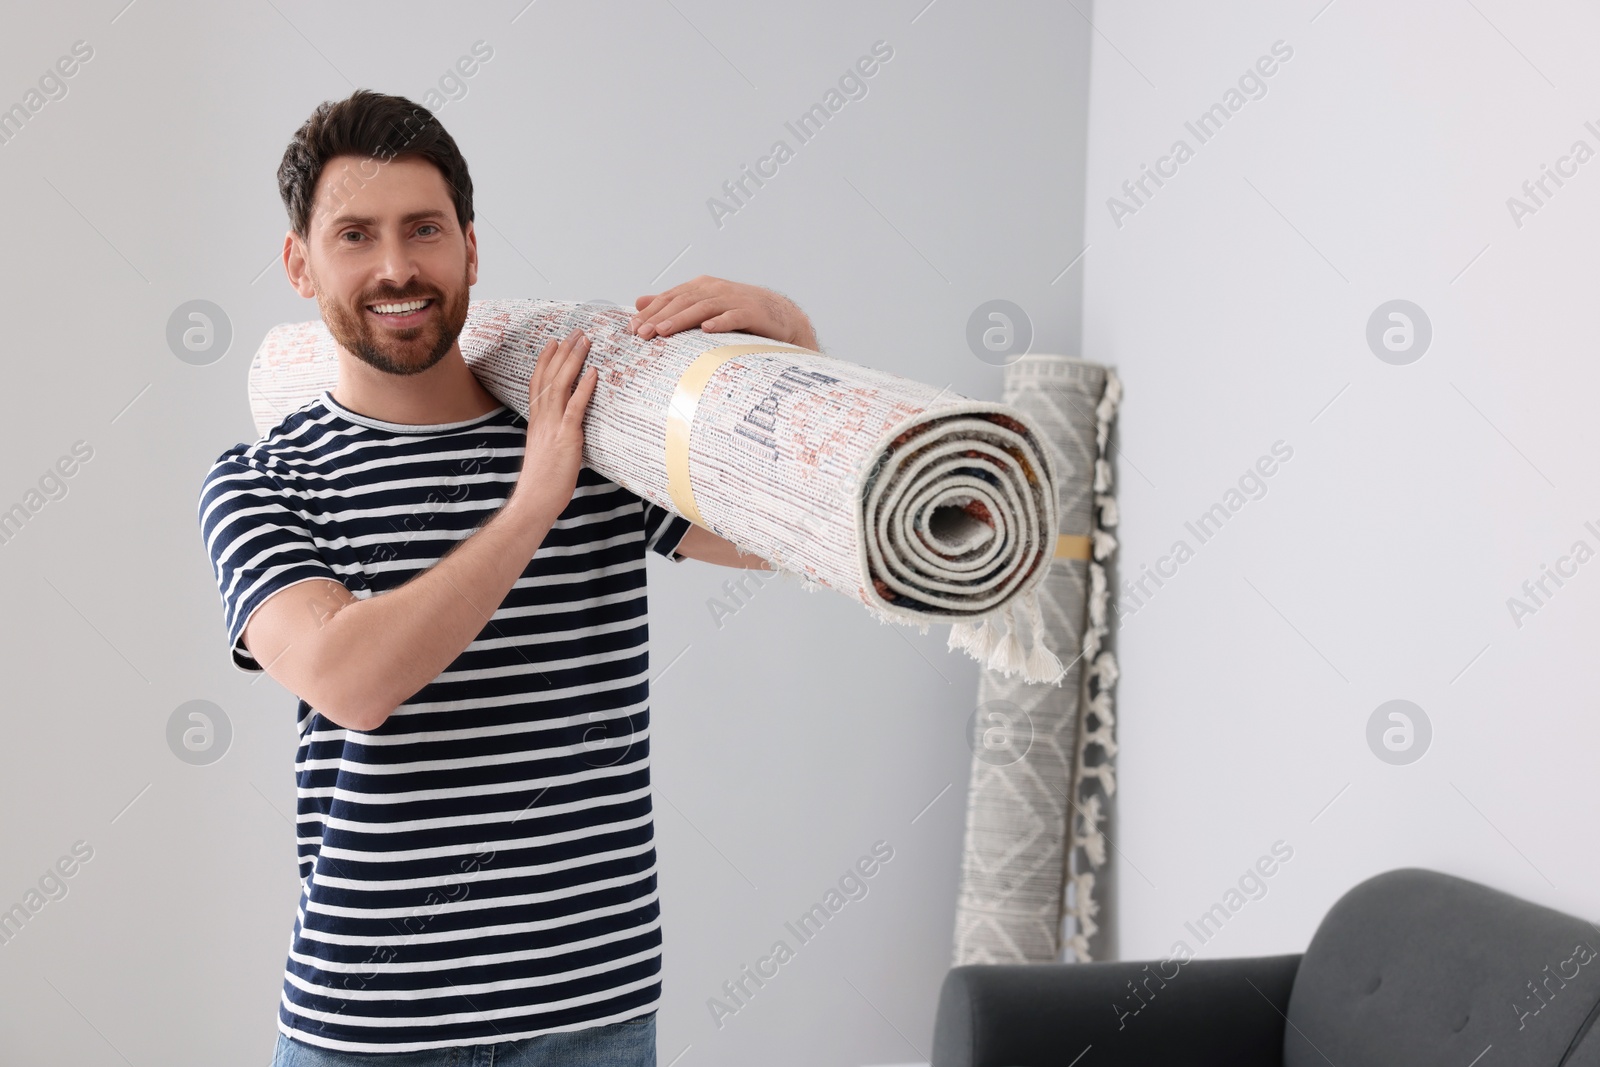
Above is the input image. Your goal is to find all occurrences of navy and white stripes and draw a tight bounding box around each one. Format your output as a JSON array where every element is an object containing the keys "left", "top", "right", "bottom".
[{"left": 197, "top": 391, "right": 689, "bottom": 1052}]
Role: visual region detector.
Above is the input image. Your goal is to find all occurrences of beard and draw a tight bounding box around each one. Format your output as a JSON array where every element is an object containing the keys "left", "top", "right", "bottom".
[{"left": 316, "top": 264, "right": 471, "bottom": 377}]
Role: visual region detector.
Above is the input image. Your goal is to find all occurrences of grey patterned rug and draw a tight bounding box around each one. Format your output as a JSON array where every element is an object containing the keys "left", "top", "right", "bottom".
[{"left": 950, "top": 354, "right": 1122, "bottom": 963}]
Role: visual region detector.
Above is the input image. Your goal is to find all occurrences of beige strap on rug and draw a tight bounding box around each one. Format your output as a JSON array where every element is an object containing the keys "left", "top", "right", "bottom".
[
  {"left": 664, "top": 342, "right": 810, "bottom": 527},
  {"left": 1054, "top": 534, "right": 1092, "bottom": 561}
]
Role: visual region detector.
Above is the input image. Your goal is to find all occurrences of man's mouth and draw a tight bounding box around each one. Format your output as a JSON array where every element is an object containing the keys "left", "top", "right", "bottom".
[{"left": 366, "top": 297, "right": 435, "bottom": 326}]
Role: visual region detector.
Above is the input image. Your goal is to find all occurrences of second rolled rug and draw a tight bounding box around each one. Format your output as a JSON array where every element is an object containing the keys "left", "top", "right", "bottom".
[
  {"left": 248, "top": 299, "right": 1067, "bottom": 683},
  {"left": 950, "top": 354, "right": 1122, "bottom": 966}
]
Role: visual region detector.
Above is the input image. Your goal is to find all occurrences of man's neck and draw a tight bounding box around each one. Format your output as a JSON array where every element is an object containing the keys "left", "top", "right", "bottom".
[{"left": 330, "top": 347, "right": 503, "bottom": 426}]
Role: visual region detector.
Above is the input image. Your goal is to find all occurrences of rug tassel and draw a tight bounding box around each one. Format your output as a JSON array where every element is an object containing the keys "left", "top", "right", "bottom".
[
  {"left": 976, "top": 611, "right": 1005, "bottom": 663},
  {"left": 947, "top": 618, "right": 984, "bottom": 655},
  {"left": 988, "top": 603, "right": 1026, "bottom": 675},
  {"left": 1020, "top": 587, "right": 1065, "bottom": 685}
]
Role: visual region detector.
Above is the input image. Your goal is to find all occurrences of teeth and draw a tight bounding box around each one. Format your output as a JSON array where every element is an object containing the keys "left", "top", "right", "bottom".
[{"left": 370, "top": 299, "right": 429, "bottom": 314}]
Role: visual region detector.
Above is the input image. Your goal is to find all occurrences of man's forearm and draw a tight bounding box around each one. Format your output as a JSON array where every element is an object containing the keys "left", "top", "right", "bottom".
[
  {"left": 308, "top": 494, "right": 560, "bottom": 730},
  {"left": 793, "top": 321, "right": 822, "bottom": 353},
  {"left": 673, "top": 523, "right": 774, "bottom": 569}
]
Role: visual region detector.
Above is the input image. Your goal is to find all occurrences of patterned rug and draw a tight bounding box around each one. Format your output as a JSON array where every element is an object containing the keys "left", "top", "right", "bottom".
[
  {"left": 950, "top": 354, "right": 1122, "bottom": 963},
  {"left": 248, "top": 300, "right": 1069, "bottom": 683}
]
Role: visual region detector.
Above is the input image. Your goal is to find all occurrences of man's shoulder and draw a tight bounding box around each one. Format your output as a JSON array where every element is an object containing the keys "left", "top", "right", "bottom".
[{"left": 199, "top": 398, "right": 337, "bottom": 497}]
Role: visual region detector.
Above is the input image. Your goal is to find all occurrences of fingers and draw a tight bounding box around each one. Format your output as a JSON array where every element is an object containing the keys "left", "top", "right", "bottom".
[
  {"left": 631, "top": 276, "right": 727, "bottom": 335},
  {"left": 552, "top": 330, "right": 589, "bottom": 398},
  {"left": 630, "top": 292, "right": 673, "bottom": 333},
  {"left": 701, "top": 306, "right": 752, "bottom": 333},
  {"left": 638, "top": 296, "right": 694, "bottom": 337},
  {"left": 662, "top": 298, "right": 724, "bottom": 335},
  {"left": 527, "top": 335, "right": 563, "bottom": 409},
  {"left": 638, "top": 295, "right": 712, "bottom": 338},
  {"left": 631, "top": 280, "right": 702, "bottom": 334},
  {"left": 528, "top": 328, "right": 588, "bottom": 413},
  {"left": 563, "top": 365, "right": 599, "bottom": 425}
]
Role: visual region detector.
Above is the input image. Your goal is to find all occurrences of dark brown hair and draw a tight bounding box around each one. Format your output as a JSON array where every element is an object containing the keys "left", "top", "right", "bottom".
[{"left": 276, "top": 89, "right": 474, "bottom": 240}]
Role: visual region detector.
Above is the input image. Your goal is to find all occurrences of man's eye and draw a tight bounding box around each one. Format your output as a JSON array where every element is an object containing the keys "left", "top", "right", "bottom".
[
  {"left": 417, "top": 224, "right": 439, "bottom": 236},
  {"left": 341, "top": 231, "right": 364, "bottom": 242}
]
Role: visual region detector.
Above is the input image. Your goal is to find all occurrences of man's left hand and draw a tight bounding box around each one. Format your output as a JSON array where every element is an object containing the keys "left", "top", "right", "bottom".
[
  {"left": 629, "top": 275, "right": 817, "bottom": 571},
  {"left": 629, "top": 275, "right": 820, "bottom": 351}
]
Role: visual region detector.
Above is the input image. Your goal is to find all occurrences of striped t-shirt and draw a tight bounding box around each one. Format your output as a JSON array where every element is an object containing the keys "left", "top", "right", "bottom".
[{"left": 196, "top": 389, "right": 690, "bottom": 1053}]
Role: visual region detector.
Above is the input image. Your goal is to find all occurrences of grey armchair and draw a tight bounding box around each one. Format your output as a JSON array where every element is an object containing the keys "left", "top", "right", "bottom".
[{"left": 933, "top": 868, "right": 1600, "bottom": 1066}]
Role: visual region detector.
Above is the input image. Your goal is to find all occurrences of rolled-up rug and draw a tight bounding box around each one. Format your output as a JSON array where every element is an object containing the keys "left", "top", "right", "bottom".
[
  {"left": 951, "top": 354, "right": 1122, "bottom": 964},
  {"left": 248, "top": 299, "right": 1068, "bottom": 683}
]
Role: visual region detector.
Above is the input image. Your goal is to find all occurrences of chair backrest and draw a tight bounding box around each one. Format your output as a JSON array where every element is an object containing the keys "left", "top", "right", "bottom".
[{"left": 1284, "top": 868, "right": 1600, "bottom": 1067}]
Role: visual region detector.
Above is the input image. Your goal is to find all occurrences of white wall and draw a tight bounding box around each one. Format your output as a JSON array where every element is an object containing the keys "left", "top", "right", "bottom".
[
  {"left": 1083, "top": 0, "right": 1600, "bottom": 966},
  {"left": 0, "top": 3, "right": 1091, "bottom": 1065}
]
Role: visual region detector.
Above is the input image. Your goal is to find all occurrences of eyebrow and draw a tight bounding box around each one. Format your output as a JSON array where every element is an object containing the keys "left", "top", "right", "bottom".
[{"left": 324, "top": 208, "right": 450, "bottom": 230}]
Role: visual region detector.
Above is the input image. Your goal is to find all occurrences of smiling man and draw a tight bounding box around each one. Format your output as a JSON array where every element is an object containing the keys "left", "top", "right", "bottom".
[{"left": 197, "top": 89, "right": 816, "bottom": 1066}]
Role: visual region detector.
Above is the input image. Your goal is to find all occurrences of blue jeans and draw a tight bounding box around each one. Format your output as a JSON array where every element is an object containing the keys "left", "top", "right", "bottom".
[{"left": 270, "top": 1014, "right": 655, "bottom": 1067}]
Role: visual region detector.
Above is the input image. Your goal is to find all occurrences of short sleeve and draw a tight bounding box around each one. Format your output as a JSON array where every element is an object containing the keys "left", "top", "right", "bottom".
[
  {"left": 197, "top": 454, "right": 344, "bottom": 673},
  {"left": 642, "top": 500, "right": 692, "bottom": 562}
]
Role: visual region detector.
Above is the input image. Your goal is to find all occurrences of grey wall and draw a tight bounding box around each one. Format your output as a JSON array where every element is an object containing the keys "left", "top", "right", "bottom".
[
  {"left": 0, "top": 3, "right": 1092, "bottom": 1065},
  {"left": 1082, "top": 0, "right": 1600, "bottom": 971}
]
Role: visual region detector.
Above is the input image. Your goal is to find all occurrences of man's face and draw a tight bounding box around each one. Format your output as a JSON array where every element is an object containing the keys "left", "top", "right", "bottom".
[{"left": 298, "top": 154, "right": 474, "bottom": 376}]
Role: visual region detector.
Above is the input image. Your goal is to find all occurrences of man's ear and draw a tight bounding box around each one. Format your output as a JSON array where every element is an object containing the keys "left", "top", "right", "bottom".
[
  {"left": 284, "top": 231, "right": 317, "bottom": 298},
  {"left": 464, "top": 221, "right": 478, "bottom": 288}
]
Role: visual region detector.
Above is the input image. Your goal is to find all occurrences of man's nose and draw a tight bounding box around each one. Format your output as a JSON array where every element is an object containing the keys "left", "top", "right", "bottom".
[{"left": 373, "top": 233, "right": 421, "bottom": 289}]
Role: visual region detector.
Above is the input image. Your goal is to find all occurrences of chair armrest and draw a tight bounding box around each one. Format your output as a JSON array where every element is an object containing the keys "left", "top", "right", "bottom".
[{"left": 932, "top": 952, "right": 1303, "bottom": 1067}]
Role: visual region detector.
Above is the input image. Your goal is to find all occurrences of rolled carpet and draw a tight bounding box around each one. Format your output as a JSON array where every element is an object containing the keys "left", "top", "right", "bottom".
[
  {"left": 951, "top": 354, "right": 1122, "bottom": 965},
  {"left": 248, "top": 299, "right": 1067, "bottom": 683}
]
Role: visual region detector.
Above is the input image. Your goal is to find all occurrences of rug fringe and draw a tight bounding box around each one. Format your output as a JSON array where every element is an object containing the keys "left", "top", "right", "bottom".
[{"left": 1064, "top": 368, "right": 1122, "bottom": 963}]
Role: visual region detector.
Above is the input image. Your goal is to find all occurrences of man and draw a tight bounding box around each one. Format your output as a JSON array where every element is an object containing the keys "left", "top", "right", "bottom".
[{"left": 197, "top": 89, "right": 818, "bottom": 1065}]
